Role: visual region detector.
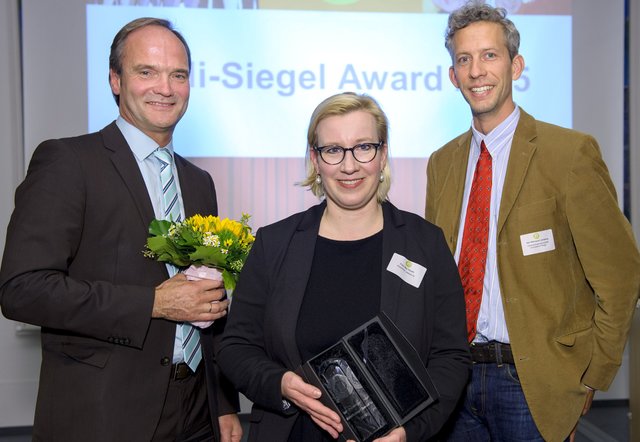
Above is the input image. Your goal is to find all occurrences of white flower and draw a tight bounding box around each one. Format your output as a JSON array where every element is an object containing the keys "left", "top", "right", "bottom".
[{"left": 203, "top": 233, "right": 220, "bottom": 247}]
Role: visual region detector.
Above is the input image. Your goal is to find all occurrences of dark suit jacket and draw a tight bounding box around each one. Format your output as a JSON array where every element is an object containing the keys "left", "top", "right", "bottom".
[
  {"left": 426, "top": 109, "right": 640, "bottom": 441},
  {"left": 0, "top": 122, "right": 238, "bottom": 441},
  {"left": 218, "top": 201, "right": 471, "bottom": 441}
]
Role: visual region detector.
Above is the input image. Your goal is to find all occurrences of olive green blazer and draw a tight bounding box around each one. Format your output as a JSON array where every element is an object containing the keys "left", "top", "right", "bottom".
[{"left": 426, "top": 108, "right": 640, "bottom": 442}]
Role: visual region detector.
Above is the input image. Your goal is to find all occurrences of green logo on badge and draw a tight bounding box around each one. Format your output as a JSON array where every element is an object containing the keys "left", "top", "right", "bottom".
[
  {"left": 405, "top": 260, "right": 413, "bottom": 268},
  {"left": 533, "top": 233, "right": 540, "bottom": 240}
]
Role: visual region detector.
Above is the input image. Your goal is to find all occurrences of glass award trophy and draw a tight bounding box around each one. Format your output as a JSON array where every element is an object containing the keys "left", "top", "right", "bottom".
[{"left": 297, "top": 313, "right": 438, "bottom": 442}]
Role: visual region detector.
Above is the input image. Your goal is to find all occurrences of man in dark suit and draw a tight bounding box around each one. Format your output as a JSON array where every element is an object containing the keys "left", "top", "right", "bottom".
[
  {"left": 0, "top": 18, "right": 241, "bottom": 441},
  {"left": 426, "top": 2, "right": 640, "bottom": 441}
]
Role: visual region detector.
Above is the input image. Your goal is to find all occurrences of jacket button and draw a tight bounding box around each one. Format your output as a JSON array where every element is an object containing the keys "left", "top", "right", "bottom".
[{"left": 160, "top": 357, "right": 171, "bottom": 366}]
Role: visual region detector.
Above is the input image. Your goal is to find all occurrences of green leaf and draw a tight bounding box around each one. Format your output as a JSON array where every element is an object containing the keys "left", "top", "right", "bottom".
[
  {"left": 221, "top": 269, "right": 237, "bottom": 291},
  {"left": 189, "top": 246, "right": 228, "bottom": 267},
  {"left": 149, "top": 219, "right": 172, "bottom": 236},
  {"left": 146, "top": 236, "right": 190, "bottom": 267}
]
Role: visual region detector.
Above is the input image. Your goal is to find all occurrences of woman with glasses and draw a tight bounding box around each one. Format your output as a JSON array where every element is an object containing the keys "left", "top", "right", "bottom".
[{"left": 218, "top": 92, "right": 470, "bottom": 442}]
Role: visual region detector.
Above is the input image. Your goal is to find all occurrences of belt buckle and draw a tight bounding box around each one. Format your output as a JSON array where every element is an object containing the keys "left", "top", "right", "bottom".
[
  {"left": 171, "top": 362, "right": 192, "bottom": 380},
  {"left": 470, "top": 341, "right": 504, "bottom": 365}
]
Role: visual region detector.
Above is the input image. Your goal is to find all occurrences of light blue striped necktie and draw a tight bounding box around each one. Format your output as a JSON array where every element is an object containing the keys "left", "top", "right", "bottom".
[{"left": 154, "top": 148, "right": 202, "bottom": 372}]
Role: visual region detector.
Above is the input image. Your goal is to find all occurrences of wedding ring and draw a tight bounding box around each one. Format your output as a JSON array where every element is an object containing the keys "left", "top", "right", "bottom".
[{"left": 208, "top": 303, "right": 213, "bottom": 313}]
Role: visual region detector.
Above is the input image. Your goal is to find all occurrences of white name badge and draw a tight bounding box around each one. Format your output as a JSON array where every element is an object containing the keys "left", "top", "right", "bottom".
[
  {"left": 386, "top": 253, "right": 427, "bottom": 288},
  {"left": 520, "top": 229, "right": 556, "bottom": 256}
]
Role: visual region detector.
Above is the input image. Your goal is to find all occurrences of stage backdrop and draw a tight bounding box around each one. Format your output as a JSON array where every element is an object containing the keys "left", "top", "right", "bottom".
[
  {"left": 6, "top": 2, "right": 628, "bottom": 421},
  {"left": 83, "top": 1, "right": 571, "bottom": 229}
]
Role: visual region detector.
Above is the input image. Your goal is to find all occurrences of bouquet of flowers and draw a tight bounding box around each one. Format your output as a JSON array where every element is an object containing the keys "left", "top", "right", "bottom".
[{"left": 144, "top": 213, "right": 255, "bottom": 292}]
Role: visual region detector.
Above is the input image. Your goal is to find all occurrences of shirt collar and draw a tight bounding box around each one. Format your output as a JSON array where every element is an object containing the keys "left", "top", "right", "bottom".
[
  {"left": 116, "top": 116, "right": 174, "bottom": 161},
  {"left": 470, "top": 105, "right": 520, "bottom": 156}
]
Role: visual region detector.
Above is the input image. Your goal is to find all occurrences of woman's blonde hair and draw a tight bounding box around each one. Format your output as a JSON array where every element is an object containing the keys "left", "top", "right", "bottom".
[{"left": 300, "top": 92, "right": 391, "bottom": 202}]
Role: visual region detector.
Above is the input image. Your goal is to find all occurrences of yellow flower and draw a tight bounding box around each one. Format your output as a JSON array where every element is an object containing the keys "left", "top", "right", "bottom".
[
  {"left": 215, "top": 218, "right": 242, "bottom": 237},
  {"left": 241, "top": 232, "right": 255, "bottom": 245},
  {"left": 185, "top": 214, "right": 204, "bottom": 232}
]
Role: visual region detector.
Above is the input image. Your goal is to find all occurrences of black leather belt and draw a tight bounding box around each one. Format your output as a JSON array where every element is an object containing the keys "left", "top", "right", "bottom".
[
  {"left": 170, "top": 362, "right": 194, "bottom": 380},
  {"left": 470, "top": 341, "right": 514, "bottom": 364}
]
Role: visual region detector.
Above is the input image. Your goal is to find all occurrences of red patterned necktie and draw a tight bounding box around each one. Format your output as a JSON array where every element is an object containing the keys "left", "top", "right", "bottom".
[{"left": 458, "top": 140, "right": 492, "bottom": 342}]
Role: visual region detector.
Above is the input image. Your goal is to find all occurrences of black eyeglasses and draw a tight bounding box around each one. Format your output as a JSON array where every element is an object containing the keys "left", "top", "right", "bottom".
[{"left": 313, "top": 142, "right": 384, "bottom": 165}]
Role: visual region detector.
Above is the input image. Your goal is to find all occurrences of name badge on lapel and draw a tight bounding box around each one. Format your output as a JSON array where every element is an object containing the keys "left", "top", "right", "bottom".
[
  {"left": 386, "top": 253, "right": 427, "bottom": 288},
  {"left": 520, "top": 229, "right": 556, "bottom": 256}
]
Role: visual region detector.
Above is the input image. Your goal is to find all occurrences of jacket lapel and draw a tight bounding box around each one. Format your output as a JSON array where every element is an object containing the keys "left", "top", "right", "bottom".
[
  {"left": 101, "top": 122, "right": 156, "bottom": 230},
  {"left": 433, "top": 131, "right": 472, "bottom": 252},
  {"left": 497, "top": 109, "right": 537, "bottom": 234},
  {"left": 380, "top": 202, "right": 406, "bottom": 320},
  {"left": 174, "top": 154, "right": 198, "bottom": 217},
  {"left": 279, "top": 203, "right": 326, "bottom": 367}
]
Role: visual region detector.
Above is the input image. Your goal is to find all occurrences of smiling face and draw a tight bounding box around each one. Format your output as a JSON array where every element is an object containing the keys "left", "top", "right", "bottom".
[
  {"left": 311, "top": 110, "right": 387, "bottom": 214},
  {"left": 448, "top": 21, "right": 524, "bottom": 134},
  {"left": 109, "top": 25, "right": 190, "bottom": 146}
]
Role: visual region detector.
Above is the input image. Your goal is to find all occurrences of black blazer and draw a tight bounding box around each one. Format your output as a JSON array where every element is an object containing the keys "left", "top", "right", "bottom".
[
  {"left": 218, "top": 201, "right": 470, "bottom": 441},
  {"left": 0, "top": 122, "right": 238, "bottom": 441}
]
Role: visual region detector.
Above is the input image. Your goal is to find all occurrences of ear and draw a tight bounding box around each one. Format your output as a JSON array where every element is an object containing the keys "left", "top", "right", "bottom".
[
  {"left": 511, "top": 54, "right": 525, "bottom": 81},
  {"left": 449, "top": 66, "right": 460, "bottom": 89},
  {"left": 379, "top": 143, "right": 388, "bottom": 170},
  {"left": 109, "top": 69, "right": 121, "bottom": 96},
  {"left": 310, "top": 146, "right": 320, "bottom": 173}
]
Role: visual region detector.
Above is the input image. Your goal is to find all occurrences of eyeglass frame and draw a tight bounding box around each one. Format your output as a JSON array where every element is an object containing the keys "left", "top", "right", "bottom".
[{"left": 313, "top": 141, "right": 385, "bottom": 165}]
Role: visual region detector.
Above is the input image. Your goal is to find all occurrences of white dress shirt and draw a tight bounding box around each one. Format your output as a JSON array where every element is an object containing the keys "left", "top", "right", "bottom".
[{"left": 454, "top": 106, "right": 521, "bottom": 344}]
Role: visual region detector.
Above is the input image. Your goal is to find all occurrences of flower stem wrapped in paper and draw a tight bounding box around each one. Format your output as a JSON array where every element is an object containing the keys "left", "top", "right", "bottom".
[{"left": 144, "top": 214, "right": 254, "bottom": 327}]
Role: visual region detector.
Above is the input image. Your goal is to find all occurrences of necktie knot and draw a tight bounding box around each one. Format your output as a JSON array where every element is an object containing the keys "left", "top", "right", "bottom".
[
  {"left": 154, "top": 148, "right": 181, "bottom": 223},
  {"left": 154, "top": 147, "right": 173, "bottom": 167},
  {"left": 480, "top": 140, "right": 490, "bottom": 157}
]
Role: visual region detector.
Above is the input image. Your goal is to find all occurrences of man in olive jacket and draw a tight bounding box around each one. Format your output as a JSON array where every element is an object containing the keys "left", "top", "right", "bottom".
[{"left": 426, "top": 2, "right": 640, "bottom": 441}]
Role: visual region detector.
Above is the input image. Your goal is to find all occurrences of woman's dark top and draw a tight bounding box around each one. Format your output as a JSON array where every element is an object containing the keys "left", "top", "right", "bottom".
[{"left": 288, "top": 231, "right": 383, "bottom": 441}]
